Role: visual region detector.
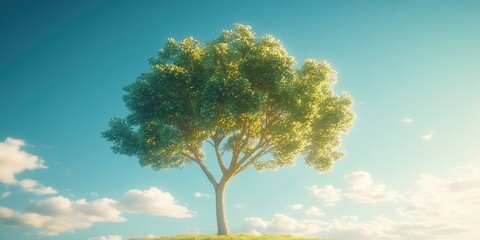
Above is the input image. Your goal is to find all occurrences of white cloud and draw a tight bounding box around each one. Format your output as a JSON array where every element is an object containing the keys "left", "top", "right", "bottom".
[
  {"left": 233, "top": 203, "right": 245, "bottom": 209},
  {"left": 402, "top": 118, "right": 413, "bottom": 123},
  {"left": 118, "top": 187, "right": 192, "bottom": 218},
  {"left": 194, "top": 192, "right": 210, "bottom": 198},
  {"left": 306, "top": 206, "right": 324, "bottom": 216},
  {"left": 308, "top": 185, "right": 342, "bottom": 206},
  {"left": 243, "top": 213, "right": 328, "bottom": 237},
  {"left": 344, "top": 171, "right": 403, "bottom": 203},
  {"left": 398, "top": 170, "right": 480, "bottom": 223},
  {"left": 242, "top": 213, "right": 467, "bottom": 240},
  {"left": 1, "top": 192, "right": 10, "bottom": 199},
  {"left": 288, "top": 204, "right": 303, "bottom": 210},
  {"left": 395, "top": 167, "right": 480, "bottom": 239},
  {"left": 421, "top": 131, "right": 435, "bottom": 141},
  {"left": 88, "top": 235, "right": 122, "bottom": 240},
  {"left": 0, "top": 187, "right": 193, "bottom": 236},
  {"left": 0, "top": 196, "right": 125, "bottom": 236},
  {"left": 0, "top": 138, "right": 194, "bottom": 235},
  {"left": 186, "top": 227, "right": 203, "bottom": 234},
  {"left": 19, "top": 179, "right": 57, "bottom": 195},
  {"left": 0, "top": 138, "right": 46, "bottom": 184},
  {"left": 0, "top": 137, "right": 57, "bottom": 197},
  {"left": 244, "top": 213, "right": 384, "bottom": 236},
  {"left": 244, "top": 166, "right": 480, "bottom": 240},
  {"left": 129, "top": 234, "right": 156, "bottom": 239}
]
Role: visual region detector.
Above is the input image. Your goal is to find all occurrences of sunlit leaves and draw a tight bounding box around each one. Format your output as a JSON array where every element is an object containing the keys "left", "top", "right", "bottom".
[{"left": 103, "top": 24, "right": 355, "bottom": 173}]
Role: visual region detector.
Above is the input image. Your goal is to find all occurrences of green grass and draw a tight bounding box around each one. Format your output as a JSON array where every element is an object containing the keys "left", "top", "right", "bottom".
[{"left": 131, "top": 234, "right": 333, "bottom": 240}]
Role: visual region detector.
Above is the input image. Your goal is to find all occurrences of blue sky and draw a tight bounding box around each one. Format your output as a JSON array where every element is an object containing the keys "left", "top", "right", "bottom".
[{"left": 1, "top": 0, "right": 479, "bottom": 239}]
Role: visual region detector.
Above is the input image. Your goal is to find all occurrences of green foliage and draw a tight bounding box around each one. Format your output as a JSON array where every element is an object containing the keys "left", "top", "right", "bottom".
[
  {"left": 103, "top": 23, "right": 355, "bottom": 174},
  {"left": 131, "top": 234, "right": 332, "bottom": 240}
]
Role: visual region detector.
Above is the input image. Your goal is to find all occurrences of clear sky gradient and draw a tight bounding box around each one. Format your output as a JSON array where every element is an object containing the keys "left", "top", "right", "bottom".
[{"left": 1, "top": 1, "right": 479, "bottom": 240}]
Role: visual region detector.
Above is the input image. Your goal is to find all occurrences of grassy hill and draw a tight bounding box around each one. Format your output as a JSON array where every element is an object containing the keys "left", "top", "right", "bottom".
[{"left": 131, "top": 234, "right": 333, "bottom": 240}]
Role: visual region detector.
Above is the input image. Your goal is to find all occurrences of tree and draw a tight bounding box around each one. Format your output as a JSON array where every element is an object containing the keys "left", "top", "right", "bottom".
[{"left": 103, "top": 24, "right": 355, "bottom": 235}]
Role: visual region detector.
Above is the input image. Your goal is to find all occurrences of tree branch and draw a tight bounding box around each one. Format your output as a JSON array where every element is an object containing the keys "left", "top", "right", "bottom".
[
  {"left": 234, "top": 147, "right": 269, "bottom": 175},
  {"left": 211, "top": 135, "right": 227, "bottom": 174},
  {"left": 229, "top": 108, "right": 277, "bottom": 175},
  {"left": 230, "top": 120, "right": 250, "bottom": 168},
  {"left": 186, "top": 145, "right": 218, "bottom": 188},
  {"left": 235, "top": 135, "right": 270, "bottom": 168},
  {"left": 226, "top": 107, "right": 280, "bottom": 177},
  {"left": 196, "top": 159, "right": 218, "bottom": 188},
  {"left": 181, "top": 151, "right": 196, "bottom": 161}
]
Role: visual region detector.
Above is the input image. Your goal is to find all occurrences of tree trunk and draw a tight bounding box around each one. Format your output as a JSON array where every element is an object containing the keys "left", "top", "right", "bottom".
[{"left": 215, "top": 181, "right": 230, "bottom": 235}]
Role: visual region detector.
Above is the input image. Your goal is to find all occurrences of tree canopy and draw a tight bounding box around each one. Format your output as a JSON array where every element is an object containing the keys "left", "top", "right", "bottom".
[{"left": 103, "top": 24, "right": 354, "bottom": 176}]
